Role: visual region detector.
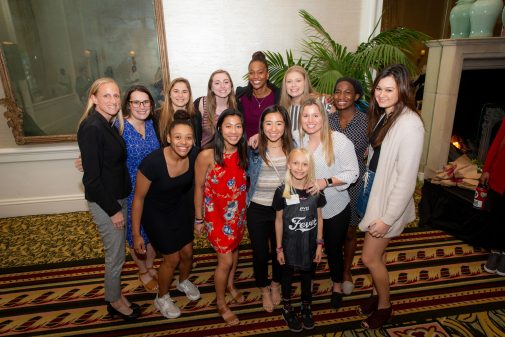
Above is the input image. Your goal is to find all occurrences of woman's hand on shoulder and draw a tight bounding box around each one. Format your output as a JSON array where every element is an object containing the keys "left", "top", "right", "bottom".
[
  {"left": 367, "top": 219, "right": 391, "bottom": 238},
  {"left": 248, "top": 134, "right": 260, "bottom": 149}
]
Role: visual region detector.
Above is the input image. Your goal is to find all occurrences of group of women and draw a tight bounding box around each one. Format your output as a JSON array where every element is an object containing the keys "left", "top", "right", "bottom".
[{"left": 77, "top": 50, "right": 424, "bottom": 331}]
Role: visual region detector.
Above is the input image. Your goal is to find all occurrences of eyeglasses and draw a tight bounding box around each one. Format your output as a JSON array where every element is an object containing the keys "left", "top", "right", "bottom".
[{"left": 129, "top": 100, "right": 151, "bottom": 108}]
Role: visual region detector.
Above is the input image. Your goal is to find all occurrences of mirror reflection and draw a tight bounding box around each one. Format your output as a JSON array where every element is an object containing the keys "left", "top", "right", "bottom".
[{"left": 0, "top": 0, "right": 165, "bottom": 140}]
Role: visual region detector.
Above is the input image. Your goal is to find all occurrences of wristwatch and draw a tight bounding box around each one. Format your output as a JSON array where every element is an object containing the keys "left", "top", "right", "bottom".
[{"left": 326, "top": 177, "right": 333, "bottom": 187}]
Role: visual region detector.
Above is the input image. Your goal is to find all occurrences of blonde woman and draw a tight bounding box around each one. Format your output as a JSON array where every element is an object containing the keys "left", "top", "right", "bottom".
[
  {"left": 295, "top": 97, "right": 359, "bottom": 310},
  {"left": 77, "top": 78, "right": 140, "bottom": 321},
  {"left": 279, "top": 65, "right": 314, "bottom": 132}
]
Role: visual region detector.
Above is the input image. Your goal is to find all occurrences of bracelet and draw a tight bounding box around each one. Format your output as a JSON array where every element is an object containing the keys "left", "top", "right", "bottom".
[
  {"left": 276, "top": 246, "right": 284, "bottom": 253},
  {"left": 316, "top": 239, "right": 324, "bottom": 246},
  {"left": 194, "top": 218, "right": 204, "bottom": 225}
]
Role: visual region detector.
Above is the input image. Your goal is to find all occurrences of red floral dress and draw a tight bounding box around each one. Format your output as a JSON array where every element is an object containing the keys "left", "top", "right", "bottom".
[{"left": 204, "top": 151, "right": 246, "bottom": 253}]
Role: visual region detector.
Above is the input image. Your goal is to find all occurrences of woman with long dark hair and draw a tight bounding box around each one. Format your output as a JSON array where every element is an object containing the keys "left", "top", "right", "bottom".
[
  {"left": 357, "top": 64, "right": 424, "bottom": 329},
  {"left": 194, "top": 109, "right": 248, "bottom": 326},
  {"left": 247, "top": 105, "right": 294, "bottom": 312}
]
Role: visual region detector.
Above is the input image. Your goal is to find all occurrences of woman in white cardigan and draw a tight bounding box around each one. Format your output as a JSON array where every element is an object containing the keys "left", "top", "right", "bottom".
[{"left": 357, "top": 64, "right": 424, "bottom": 329}]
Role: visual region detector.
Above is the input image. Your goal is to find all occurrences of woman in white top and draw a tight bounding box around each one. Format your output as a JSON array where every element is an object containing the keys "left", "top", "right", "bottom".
[
  {"left": 294, "top": 97, "right": 359, "bottom": 310},
  {"left": 357, "top": 64, "right": 424, "bottom": 329}
]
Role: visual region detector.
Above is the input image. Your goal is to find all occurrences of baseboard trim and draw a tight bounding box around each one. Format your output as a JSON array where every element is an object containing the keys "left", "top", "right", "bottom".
[{"left": 0, "top": 194, "right": 87, "bottom": 218}]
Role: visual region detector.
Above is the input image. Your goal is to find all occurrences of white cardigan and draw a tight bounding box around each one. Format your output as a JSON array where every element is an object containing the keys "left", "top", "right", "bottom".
[{"left": 358, "top": 108, "right": 424, "bottom": 238}]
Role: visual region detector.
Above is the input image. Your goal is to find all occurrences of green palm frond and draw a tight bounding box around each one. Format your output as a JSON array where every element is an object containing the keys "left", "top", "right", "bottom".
[{"left": 261, "top": 10, "right": 431, "bottom": 98}]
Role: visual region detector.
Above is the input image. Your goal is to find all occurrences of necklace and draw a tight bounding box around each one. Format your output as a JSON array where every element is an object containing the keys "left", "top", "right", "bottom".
[
  {"left": 268, "top": 145, "right": 282, "bottom": 148},
  {"left": 253, "top": 95, "right": 267, "bottom": 108}
]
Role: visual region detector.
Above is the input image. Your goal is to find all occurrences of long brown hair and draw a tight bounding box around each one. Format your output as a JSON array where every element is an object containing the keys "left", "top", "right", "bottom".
[
  {"left": 78, "top": 77, "right": 122, "bottom": 127},
  {"left": 205, "top": 69, "right": 237, "bottom": 134},
  {"left": 158, "top": 78, "right": 195, "bottom": 146},
  {"left": 368, "top": 64, "right": 420, "bottom": 146}
]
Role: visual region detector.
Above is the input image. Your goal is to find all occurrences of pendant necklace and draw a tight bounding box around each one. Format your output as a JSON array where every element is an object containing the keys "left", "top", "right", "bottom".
[{"left": 253, "top": 95, "right": 266, "bottom": 108}]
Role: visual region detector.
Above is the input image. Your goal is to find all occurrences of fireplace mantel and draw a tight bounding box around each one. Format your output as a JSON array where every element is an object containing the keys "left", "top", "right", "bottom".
[{"left": 421, "top": 37, "right": 505, "bottom": 179}]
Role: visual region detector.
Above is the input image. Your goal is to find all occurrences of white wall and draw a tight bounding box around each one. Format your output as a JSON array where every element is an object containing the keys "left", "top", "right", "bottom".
[
  {"left": 0, "top": 0, "right": 376, "bottom": 217},
  {"left": 165, "top": 0, "right": 364, "bottom": 97}
]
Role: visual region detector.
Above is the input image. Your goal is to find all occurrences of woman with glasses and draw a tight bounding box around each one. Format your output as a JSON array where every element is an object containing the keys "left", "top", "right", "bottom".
[{"left": 116, "top": 85, "right": 161, "bottom": 293}]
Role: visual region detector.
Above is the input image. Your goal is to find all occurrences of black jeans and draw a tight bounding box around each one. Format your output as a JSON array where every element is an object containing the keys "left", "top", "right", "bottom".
[
  {"left": 281, "top": 265, "right": 313, "bottom": 303},
  {"left": 246, "top": 202, "right": 282, "bottom": 287},
  {"left": 323, "top": 205, "right": 351, "bottom": 283}
]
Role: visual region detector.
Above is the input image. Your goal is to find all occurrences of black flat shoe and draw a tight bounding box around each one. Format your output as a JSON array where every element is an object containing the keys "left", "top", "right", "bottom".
[
  {"left": 107, "top": 303, "right": 141, "bottom": 321},
  {"left": 129, "top": 302, "right": 141, "bottom": 313},
  {"left": 330, "top": 291, "right": 343, "bottom": 309}
]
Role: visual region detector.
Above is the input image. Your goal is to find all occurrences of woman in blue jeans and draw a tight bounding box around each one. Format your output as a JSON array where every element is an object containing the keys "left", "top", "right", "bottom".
[
  {"left": 77, "top": 77, "right": 140, "bottom": 321},
  {"left": 247, "top": 105, "right": 294, "bottom": 312}
]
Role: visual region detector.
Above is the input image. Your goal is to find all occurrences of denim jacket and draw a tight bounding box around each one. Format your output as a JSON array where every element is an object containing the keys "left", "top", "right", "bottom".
[
  {"left": 246, "top": 148, "right": 263, "bottom": 206},
  {"left": 246, "top": 140, "right": 296, "bottom": 206}
]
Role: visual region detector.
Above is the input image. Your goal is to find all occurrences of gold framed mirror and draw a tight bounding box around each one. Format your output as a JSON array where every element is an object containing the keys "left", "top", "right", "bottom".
[{"left": 0, "top": 0, "right": 169, "bottom": 144}]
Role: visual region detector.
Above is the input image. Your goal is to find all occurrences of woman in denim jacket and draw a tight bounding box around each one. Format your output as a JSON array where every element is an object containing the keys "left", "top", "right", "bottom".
[{"left": 246, "top": 105, "right": 294, "bottom": 312}]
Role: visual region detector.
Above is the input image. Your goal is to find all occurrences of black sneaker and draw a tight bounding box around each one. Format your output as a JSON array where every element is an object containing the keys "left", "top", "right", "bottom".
[
  {"left": 300, "top": 304, "right": 315, "bottom": 330},
  {"left": 496, "top": 254, "right": 505, "bottom": 276},
  {"left": 484, "top": 252, "right": 500, "bottom": 274},
  {"left": 282, "top": 308, "right": 303, "bottom": 332}
]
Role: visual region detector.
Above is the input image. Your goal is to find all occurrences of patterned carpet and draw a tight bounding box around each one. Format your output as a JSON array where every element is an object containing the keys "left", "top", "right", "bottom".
[{"left": 1, "top": 211, "right": 505, "bottom": 336}]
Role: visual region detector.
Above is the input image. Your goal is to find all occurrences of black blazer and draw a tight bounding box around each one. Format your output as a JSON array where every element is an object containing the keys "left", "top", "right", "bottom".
[{"left": 77, "top": 110, "right": 131, "bottom": 216}]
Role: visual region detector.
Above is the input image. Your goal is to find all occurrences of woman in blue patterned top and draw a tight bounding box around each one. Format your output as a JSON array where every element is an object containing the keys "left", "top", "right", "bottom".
[{"left": 116, "top": 85, "right": 161, "bottom": 293}]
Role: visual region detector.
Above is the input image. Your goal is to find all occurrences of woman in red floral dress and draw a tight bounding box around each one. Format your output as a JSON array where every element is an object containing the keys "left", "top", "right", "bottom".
[{"left": 194, "top": 109, "right": 248, "bottom": 326}]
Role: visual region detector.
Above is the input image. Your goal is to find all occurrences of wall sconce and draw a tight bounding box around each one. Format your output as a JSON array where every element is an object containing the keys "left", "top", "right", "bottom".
[{"left": 129, "top": 50, "right": 137, "bottom": 72}]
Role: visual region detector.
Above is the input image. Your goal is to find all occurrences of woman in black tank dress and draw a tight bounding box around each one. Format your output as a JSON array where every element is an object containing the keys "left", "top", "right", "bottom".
[{"left": 131, "top": 111, "right": 201, "bottom": 319}]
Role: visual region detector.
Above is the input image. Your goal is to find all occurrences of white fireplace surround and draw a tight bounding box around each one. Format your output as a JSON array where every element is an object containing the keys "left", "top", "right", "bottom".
[{"left": 421, "top": 37, "right": 505, "bottom": 179}]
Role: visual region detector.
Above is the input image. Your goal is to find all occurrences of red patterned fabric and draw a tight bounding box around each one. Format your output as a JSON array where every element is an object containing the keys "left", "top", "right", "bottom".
[{"left": 204, "top": 151, "right": 246, "bottom": 253}]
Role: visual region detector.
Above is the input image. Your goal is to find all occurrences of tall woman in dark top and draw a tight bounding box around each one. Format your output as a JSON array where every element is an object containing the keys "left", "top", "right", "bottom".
[
  {"left": 132, "top": 111, "right": 200, "bottom": 319},
  {"left": 195, "top": 69, "right": 238, "bottom": 147},
  {"left": 116, "top": 85, "right": 160, "bottom": 293},
  {"left": 158, "top": 78, "right": 202, "bottom": 147},
  {"left": 328, "top": 77, "right": 369, "bottom": 295},
  {"left": 236, "top": 51, "right": 280, "bottom": 139},
  {"left": 77, "top": 77, "right": 140, "bottom": 321}
]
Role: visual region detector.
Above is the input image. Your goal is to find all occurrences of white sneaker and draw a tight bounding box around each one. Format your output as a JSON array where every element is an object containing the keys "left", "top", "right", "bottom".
[
  {"left": 154, "top": 294, "right": 181, "bottom": 319},
  {"left": 176, "top": 279, "right": 201, "bottom": 301},
  {"left": 342, "top": 281, "right": 355, "bottom": 295}
]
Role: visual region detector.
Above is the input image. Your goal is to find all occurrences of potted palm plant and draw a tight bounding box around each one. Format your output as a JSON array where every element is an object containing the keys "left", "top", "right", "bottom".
[{"left": 262, "top": 10, "right": 430, "bottom": 99}]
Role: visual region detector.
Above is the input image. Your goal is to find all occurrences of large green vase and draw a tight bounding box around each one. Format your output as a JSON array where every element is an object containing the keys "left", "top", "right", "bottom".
[
  {"left": 451, "top": 0, "right": 476, "bottom": 38},
  {"left": 469, "top": 0, "right": 504, "bottom": 37}
]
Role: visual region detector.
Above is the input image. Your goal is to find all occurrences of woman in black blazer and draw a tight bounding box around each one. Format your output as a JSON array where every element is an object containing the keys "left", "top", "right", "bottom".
[{"left": 77, "top": 77, "right": 140, "bottom": 321}]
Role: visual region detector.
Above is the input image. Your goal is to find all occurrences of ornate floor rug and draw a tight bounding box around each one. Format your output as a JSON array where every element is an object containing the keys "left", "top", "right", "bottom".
[{"left": 2, "top": 228, "right": 505, "bottom": 337}]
